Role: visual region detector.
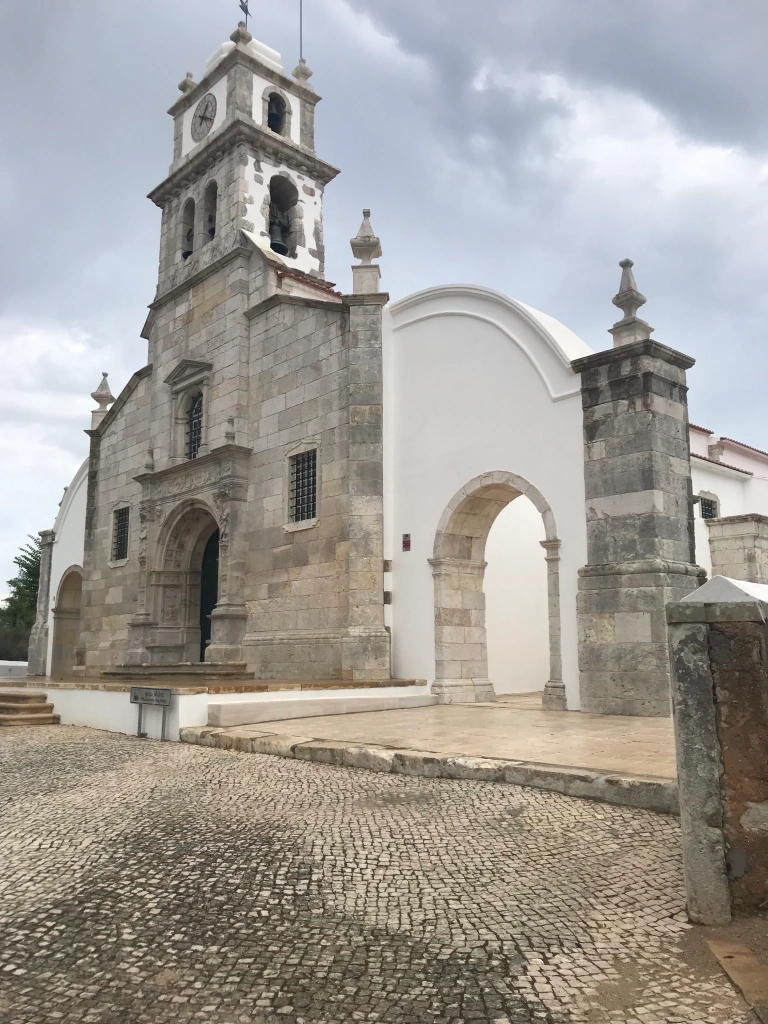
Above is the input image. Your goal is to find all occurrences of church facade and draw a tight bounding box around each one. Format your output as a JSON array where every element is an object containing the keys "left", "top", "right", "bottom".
[{"left": 25, "top": 23, "right": 768, "bottom": 737}]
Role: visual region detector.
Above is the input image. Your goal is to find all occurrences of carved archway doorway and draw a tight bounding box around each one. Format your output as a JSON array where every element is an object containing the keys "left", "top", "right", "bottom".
[
  {"left": 51, "top": 568, "right": 83, "bottom": 679},
  {"left": 430, "top": 472, "right": 565, "bottom": 709},
  {"left": 153, "top": 505, "right": 220, "bottom": 664}
]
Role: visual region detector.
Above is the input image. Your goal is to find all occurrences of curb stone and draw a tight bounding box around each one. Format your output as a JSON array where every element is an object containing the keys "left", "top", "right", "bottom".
[{"left": 179, "top": 726, "right": 679, "bottom": 816}]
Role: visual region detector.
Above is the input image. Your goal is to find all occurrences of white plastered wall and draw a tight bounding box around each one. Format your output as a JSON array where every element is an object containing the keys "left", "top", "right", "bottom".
[
  {"left": 243, "top": 155, "right": 322, "bottom": 276},
  {"left": 691, "top": 460, "right": 768, "bottom": 577},
  {"left": 384, "top": 285, "right": 591, "bottom": 709},
  {"left": 45, "top": 460, "right": 88, "bottom": 675}
]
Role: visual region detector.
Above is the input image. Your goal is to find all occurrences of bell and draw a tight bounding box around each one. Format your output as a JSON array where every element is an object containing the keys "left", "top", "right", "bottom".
[{"left": 269, "top": 220, "right": 288, "bottom": 256}]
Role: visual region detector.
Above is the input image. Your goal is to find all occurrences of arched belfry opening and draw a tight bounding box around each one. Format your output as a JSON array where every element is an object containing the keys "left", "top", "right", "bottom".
[
  {"left": 204, "top": 181, "right": 218, "bottom": 241},
  {"left": 430, "top": 472, "right": 563, "bottom": 707},
  {"left": 51, "top": 568, "right": 83, "bottom": 679},
  {"left": 267, "top": 92, "right": 287, "bottom": 135},
  {"left": 181, "top": 198, "right": 195, "bottom": 259},
  {"left": 268, "top": 175, "right": 299, "bottom": 257}
]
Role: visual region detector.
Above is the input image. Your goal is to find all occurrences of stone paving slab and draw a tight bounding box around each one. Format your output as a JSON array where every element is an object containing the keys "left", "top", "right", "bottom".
[
  {"left": 236, "top": 701, "right": 678, "bottom": 779},
  {"left": 0, "top": 726, "right": 752, "bottom": 1024},
  {"left": 180, "top": 725, "right": 679, "bottom": 815}
]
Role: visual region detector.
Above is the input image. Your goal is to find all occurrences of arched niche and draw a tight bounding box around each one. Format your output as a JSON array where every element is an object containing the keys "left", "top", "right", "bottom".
[{"left": 51, "top": 567, "right": 83, "bottom": 680}]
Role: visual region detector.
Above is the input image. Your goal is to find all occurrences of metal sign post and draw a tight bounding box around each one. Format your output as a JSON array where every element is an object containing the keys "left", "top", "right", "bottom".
[{"left": 129, "top": 687, "right": 172, "bottom": 741}]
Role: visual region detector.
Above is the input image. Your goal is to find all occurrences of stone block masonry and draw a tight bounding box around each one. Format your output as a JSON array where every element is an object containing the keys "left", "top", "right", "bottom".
[
  {"left": 708, "top": 514, "right": 768, "bottom": 584},
  {"left": 668, "top": 578, "right": 768, "bottom": 924},
  {"left": 573, "top": 338, "right": 705, "bottom": 717}
]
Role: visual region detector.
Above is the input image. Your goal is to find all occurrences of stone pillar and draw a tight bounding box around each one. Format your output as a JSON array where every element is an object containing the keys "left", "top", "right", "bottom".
[
  {"left": 707, "top": 514, "right": 768, "bottom": 584},
  {"left": 27, "top": 529, "right": 56, "bottom": 677},
  {"left": 429, "top": 557, "right": 495, "bottom": 703},
  {"left": 667, "top": 577, "right": 768, "bottom": 924},
  {"left": 340, "top": 211, "right": 391, "bottom": 680},
  {"left": 541, "top": 540, "right": 566, "bottom": 710},
  {"left": 572, "top": 261, "right": 704, "bottom": 717}
]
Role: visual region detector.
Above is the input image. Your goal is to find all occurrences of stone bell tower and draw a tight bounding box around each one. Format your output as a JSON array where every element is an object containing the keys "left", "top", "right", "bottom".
[{"left": 72, "top": 21, "right": 392, "bottom": 682}]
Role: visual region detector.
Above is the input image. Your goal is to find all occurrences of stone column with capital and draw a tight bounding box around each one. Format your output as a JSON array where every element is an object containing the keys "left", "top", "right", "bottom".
[
  {"left": 27, "top": 529, "right": 56, "bottom": 677},
  {"left": 573, "top": 260, "right": 705, "bottom": 717}
]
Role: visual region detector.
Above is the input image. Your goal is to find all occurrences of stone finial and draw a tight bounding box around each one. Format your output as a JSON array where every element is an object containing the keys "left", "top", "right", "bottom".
[
  {"left": 351, "top": 210, "right": 383, "bottom": 265},
  {"left": 145, "top": 447, "right": 155, "bottom": 472},
  {"left": 90, "top": 372, "right": 115, "bottom": 429},
  {"left": 293, "top": 58, "right": 315, "bottom": 90},
  {"left": 231, "top": 21, "right": 253, "bottom": 45},
  {"left": 351, "top": 210, "right": 383, "bottom": 295},
  {"left": 178, "top": 72, "right": 197, "bottom": 94},
  {"left": 225, "top": 417, "right": 236, "bottom": 443},
  {"left": 609, "top": 258, "right": 654, "bottom": 347}
]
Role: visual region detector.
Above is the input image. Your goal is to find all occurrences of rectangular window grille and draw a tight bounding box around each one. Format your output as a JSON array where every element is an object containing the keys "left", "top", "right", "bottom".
[
  {"left": 290, "top": 450, "right": 317, "bottom": 522},
  {"left": 112, "top": 507, "right": 130, "bottom": 561},
  {"left": 700, "top": 497, "right": 719, "bottom": 520},
  {"left": 186, "top": 392, "right": 203, "bottom": 460}
]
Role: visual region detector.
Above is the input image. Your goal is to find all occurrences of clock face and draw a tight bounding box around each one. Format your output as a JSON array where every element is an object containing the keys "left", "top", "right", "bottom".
[{"left": 191, "top": 93, "right": 217, "bottom": 142}]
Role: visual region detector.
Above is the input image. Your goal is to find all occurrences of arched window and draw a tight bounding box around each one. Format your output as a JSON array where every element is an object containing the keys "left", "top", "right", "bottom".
[
  {"left": 204, "top": 181, "right": 218, "bottom": 241},
  {"left": 267, "top": 93, "right": 287, "bottom": 135},
  {"left": 268, "top": 175, "right": 299, "bottom": 257},
  {"left": 181, "top": 198, "right": 195, "bottom": 260},
  {"left": 186, "top": 391, "right": 203, "bottom": 460}
]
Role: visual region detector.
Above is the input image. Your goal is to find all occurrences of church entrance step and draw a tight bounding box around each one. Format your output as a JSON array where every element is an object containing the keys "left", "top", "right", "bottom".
[
  {"left": 102, "top": 663, "right": 253, "bottom": 682},
  {"left": 0, "top": 691, "right": 59, "bottom": 727},
  {"left": 208, "top": 692, "right": 436, "bottom": 728}
]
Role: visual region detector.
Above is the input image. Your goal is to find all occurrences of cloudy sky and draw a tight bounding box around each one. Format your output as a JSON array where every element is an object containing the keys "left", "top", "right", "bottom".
[{"left": 1, "top": 0, "right": 768, "bottom": 592}]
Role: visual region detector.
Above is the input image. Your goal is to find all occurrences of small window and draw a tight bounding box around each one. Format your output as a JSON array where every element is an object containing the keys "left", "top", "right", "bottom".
[
  {"left": 267, "top": 93, "right": 287, "bottom": 135},
  {"left": 290, "top": 450, "right": 317, "bottom": 522},
  {"left": 700, "top": 497, "right": 719, "bottom": 520},
  {"left": 186, "top": 391, "right": 203, "bottom": 460},
  {"left": 112, "top": 507, "right": 130, "bottom": 561}
]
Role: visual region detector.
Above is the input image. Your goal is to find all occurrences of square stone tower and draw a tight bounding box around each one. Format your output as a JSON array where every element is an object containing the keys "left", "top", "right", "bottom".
[{"left": 73, "top": 23, "right": 392, "bottom": 682}]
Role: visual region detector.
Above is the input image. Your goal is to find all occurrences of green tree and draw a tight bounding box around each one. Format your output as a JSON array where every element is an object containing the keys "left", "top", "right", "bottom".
[{"left": 0, "top": 536, "right": 41, "bottom": 660}]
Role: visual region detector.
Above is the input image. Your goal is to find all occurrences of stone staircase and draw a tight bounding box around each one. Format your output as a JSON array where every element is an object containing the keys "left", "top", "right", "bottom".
[{"left": 0, "top": 690, "right": 60, "bottom": 727}]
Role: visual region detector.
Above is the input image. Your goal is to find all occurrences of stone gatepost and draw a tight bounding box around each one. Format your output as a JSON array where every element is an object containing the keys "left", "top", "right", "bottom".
[
  {"left": 708, "top": 514, "right": 768, "bottom": 584},
  {"left": 572, "top": 261, "right": 705, "bottom": 716},
  {"left": 27, "top": 529, "right": 56, "bottom": 677},
  {"left": 667, "top": 576, "right": 768, "bottom": 924}
]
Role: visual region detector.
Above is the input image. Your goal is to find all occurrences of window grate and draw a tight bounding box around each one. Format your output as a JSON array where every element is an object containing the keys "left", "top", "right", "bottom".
[
  {"left": 700, "top": 497, "right": 719, "bottom": 520},
  {"left": 112, "top": 507, "right": 130, "bottom": 561},
  {"left": 290, "top": 450, "right": 317, "bottom": 522},
  {"left": 186, "top": 392, "right": 203, "bottom": 460}
]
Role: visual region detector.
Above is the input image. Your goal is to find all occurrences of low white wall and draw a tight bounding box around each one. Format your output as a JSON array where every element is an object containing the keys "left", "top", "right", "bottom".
[
  {"left": 49, "top": 689, "right": 210, "bottom": 742},
  {"left": 0, "top": 662, "right": 28, "bottom": 679}
]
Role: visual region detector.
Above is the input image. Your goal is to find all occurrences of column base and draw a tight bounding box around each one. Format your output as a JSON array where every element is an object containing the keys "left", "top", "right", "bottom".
[
  {"left": 432, "top": 678, "right": 496, "bottom": 704},
  {"left": 206, "top": 604, "right": 248, "bottom": 664},
  {"left": 542, "top": 680, "right": 567, "bottom": 711}
]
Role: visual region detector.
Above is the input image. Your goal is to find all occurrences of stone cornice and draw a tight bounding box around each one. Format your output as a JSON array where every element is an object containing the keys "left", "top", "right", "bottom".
[
  {"left": 150, "top": 244, "right": 252, "bottom": 311},
  {"left": 135, "top": 444, "right": 253, "bottom": 500},
  {"left": 167, "top": 44, "right": 321, "bottom": 120},
  {"left": 245, "top": 293, "right": 348, "bottom": 320},
  {"left": 149, "top": 117, "right": 340, "bottom": 208},
  {"left": 571, "top": 339, "right": 695, "bottom": 373},
  {"left": 342, "top": 292, "right": 390, "bottom": 307},
  {"left": 88, "top": 365, "right": 153, "bottom": 438}
]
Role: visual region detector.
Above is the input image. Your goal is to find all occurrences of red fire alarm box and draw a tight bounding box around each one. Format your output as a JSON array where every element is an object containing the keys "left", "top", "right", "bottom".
[{"left": 402, "top": 534, "right": 411, "bottom": 552}]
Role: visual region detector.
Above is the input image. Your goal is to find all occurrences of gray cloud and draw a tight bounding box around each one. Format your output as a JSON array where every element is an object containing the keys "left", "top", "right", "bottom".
[{"left": 1, "top": 0, "right": 767, "bottom": 590}]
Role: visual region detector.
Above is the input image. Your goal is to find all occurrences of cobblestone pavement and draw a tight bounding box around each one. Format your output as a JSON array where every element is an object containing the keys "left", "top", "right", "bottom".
[{"left": 0, "top": 727, "right": 753, "bottom": 1024}]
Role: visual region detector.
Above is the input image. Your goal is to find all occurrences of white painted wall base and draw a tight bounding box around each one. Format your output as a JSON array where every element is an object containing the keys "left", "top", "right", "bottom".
[{"left": 0, "top": 662, "right": 28, "bottom": 679}]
